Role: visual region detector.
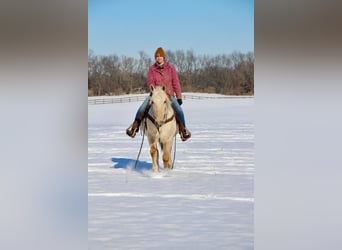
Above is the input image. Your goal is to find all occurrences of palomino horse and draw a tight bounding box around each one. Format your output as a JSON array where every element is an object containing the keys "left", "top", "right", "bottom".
[{"left": 143, "top": 86, "right": 177, "bottom": 172}]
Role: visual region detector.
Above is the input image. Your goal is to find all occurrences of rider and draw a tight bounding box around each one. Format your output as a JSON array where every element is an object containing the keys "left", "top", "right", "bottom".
[{"left": 126, "top": 47, "right": 191, "bottom": 141}]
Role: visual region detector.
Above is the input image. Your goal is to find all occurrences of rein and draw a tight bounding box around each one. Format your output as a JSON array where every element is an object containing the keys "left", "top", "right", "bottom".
[
  {"left": 134, "top": 123, "right": 146, "bottom": 169},
  {"left": 171, "top": 135, "right": 176, "bottom": 169}
]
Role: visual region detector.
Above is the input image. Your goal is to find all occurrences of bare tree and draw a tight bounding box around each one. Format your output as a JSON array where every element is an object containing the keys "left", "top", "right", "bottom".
[{"left": 88, "top": 49, "right": 254, "bottom": 96}]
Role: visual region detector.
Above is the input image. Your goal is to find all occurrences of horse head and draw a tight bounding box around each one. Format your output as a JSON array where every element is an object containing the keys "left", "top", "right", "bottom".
[{"left": 149, "top": 85, "right": 170, "bottom": 126}]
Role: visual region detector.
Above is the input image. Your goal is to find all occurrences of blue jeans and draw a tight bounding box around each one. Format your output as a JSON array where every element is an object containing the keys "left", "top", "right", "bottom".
[{"left": 134, "top": 96, "right": 187, "bottom": 127}]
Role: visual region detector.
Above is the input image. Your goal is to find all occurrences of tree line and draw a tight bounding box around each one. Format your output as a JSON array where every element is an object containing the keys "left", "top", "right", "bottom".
[{"left": 88, "top": 49, "right": 254, "bottom": 96}]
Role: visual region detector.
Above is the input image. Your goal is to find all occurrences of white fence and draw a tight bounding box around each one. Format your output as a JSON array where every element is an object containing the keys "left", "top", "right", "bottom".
[{"left": 88, "top": 93, "right": 253, "bottom": 105}]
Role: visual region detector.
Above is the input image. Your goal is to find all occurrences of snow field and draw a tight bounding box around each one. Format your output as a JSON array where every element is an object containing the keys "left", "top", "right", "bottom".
[{"left": 88, "top": 96, "right": 254, "bottom": 249}]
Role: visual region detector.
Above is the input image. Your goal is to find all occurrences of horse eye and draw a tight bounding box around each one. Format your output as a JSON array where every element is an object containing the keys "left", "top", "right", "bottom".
[{"left": 164, "top": 100, "right": 166, "bottom": 104}]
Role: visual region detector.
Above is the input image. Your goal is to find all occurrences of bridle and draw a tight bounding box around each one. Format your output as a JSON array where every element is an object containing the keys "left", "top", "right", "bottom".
[
  {"left": 147, "top": 113, "right": 175, "bottom": 131},
  {"left": 147, "top": 102, "right": 175, "bottom": 131}
]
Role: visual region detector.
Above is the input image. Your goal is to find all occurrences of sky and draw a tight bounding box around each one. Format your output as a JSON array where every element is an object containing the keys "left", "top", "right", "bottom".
[
  {"left": 88, "top": 0, "right": 254, "bottom": 58},
  {"left": 88, "top": 95, "right": 254, "bottom": 249}
]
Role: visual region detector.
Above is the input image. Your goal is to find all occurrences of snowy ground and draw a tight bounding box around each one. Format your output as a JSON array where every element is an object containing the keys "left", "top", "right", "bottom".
[{"left": 88, "top": 95, "right": 254, "bottom": 249}]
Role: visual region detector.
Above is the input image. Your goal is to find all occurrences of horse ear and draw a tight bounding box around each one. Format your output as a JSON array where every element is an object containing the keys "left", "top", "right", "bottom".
[
  {"left": 162, "top": 85, "right": 166, "bottom": 91},
  {"left": 150, "top": 85, "right": 154, "bottom": 92}
]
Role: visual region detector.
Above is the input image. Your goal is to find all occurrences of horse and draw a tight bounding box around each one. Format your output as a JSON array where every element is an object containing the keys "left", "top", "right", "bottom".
[{"left": 142, "top": 86, "right": 177, "bottom": 172}]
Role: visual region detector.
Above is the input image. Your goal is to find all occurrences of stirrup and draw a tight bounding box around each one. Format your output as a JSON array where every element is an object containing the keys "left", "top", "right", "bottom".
[
  {"left": 180, "top": 128, "right": 191, "bottom": 141},
  {"left": 126, "top": 124, "right": 138, "bottom": 138}
]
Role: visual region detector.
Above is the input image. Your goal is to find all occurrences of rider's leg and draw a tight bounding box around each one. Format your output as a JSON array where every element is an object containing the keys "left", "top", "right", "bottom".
[
  {"left": 170, "top": 96, "right": 191, "bottom": 141},
  {"left": 126, "top": 96, "right": 151, "bottom": 138}
]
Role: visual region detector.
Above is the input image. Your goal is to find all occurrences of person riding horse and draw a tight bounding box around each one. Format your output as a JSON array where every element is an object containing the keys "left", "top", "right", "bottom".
[{"left": 126, "top": 47, "right": 191, "bottom": 141}]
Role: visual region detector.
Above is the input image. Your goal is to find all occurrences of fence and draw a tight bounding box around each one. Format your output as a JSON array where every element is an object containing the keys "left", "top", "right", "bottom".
[{"left": 88, "top": 93, "right": 253, "bottom": 105}]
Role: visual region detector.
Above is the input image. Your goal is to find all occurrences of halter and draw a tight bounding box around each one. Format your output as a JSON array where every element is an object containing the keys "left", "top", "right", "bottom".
[{"left": 147, "top": 112, "right": 175, "bottom": 131}]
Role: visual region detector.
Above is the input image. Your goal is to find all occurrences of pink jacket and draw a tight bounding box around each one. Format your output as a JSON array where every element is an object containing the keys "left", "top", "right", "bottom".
[{"left": 147, "top": 62, "right": 182, "bottom": 99}]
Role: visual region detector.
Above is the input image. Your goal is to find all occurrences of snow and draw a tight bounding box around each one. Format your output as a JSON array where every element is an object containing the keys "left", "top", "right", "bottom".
[{"left": 88, "top": 95, "right": 254, "bottom": 249}]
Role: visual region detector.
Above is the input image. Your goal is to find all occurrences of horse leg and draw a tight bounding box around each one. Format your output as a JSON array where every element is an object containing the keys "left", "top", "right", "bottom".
[
  {"left": 150, "top": 143, "right": 159, "bottom": 172},
  {"left": 162, "top": 141, "right": 173, "bottom": 169}
]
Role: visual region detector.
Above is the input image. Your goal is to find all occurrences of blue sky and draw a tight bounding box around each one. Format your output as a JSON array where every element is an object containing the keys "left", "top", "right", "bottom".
[{"left": 88, "top": 0, "right": 254, "bottom": 58}]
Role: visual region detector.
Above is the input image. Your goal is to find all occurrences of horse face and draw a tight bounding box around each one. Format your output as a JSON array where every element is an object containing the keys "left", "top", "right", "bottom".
[
  {"left": 151, "top": 95, "right": 167, "bottom": 124},
  {"left": 150, "top": 88, "right": 169, "bottom": 125}
]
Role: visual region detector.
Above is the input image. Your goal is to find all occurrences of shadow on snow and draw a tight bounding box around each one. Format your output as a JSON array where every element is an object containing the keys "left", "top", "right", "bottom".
[{"left": 111, "top": 157, "right": 152, "bottom": 171}]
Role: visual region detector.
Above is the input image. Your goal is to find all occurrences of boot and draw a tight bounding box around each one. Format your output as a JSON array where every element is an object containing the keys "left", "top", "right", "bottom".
[
  {"left": 126, "top": 120, "right": 140, "bottom": 138},
  {"left": 180, "top": 128, "right": 191, "bottom": 141},
  {"left": 126, "top": 105, "right": 150, "bottom": 138},
  {"left": 175, "top": 113, "right": 191, "bottom": 141}
]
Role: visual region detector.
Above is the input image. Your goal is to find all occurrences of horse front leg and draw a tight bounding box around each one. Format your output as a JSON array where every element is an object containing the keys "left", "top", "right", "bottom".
[
  {"left": 150, "top": 143, "right": 159, "bottom": 172},
  {"left": 162, "top": 141, "right": 173, "bottom": 169}
]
